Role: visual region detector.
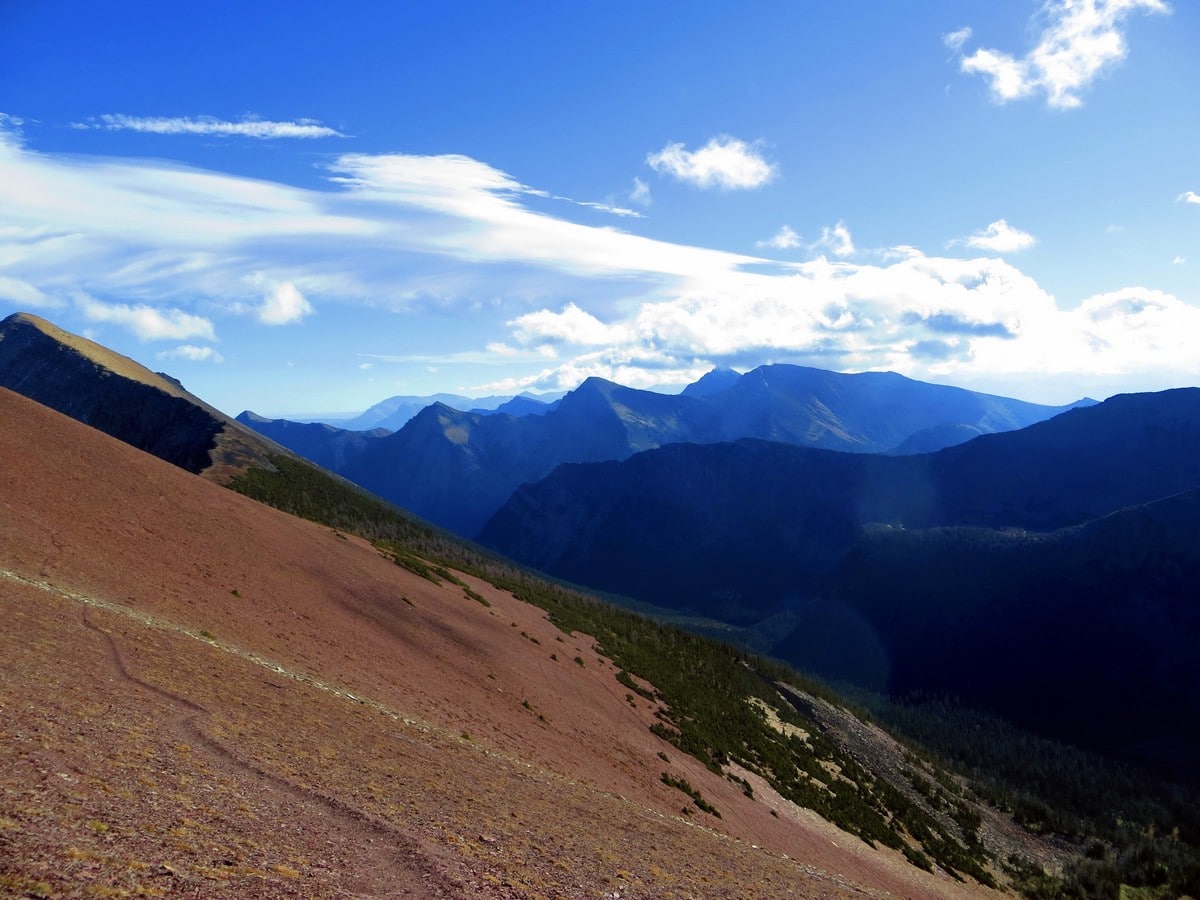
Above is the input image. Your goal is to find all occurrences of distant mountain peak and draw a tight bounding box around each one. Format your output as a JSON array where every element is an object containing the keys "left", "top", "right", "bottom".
[{"left": 682, "top": 366, "right": 742, "bottom": 398}]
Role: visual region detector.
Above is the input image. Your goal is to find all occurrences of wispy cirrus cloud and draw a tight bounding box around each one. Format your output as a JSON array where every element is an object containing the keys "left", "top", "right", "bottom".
[
  {"left": 647, "top": 136, "right": 775, "bottom": 190},
  {"left": 0, "top": 274, "right": 54, "bottom": 307},
  {"left": 949, "top": 0, "right": 1169, "bottom": 109},
  {"left": 74, "top": 114, "right": 346, "bottom": 139}
]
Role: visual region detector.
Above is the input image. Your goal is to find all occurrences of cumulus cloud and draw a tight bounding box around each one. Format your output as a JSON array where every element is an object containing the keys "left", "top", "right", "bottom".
[
  {"left": 157, "top": 344, "right": 224, "bottom": 363},
  {"left": 954, "top": 0, "right": 1169, "bottom": 109},
  {"left": 480, "top": 252, "right": 1200, "bottom": 401},
  {"left": 811, "top": 221, "right": 856, "bottom": 257},
  {"left": 1178, "top": 191, "right": 1200, "bottom": 205},
  {"left": 76, "top": 114, "right": 345, "bottom": 139},
  {"left": 508, "top": 302, "right": 628, "bottom": 347},
  {"left": 258, "top": 282, "right": 314, "bottom": 325},
  {"left": 647, "top": 136, "right": 775, "bottom": 189},
  {"left": 757, "top": 222, "right": 854, "bottom": 256},
  {"left": 757, "top": 225, "right": 801, "bottom": 250},
  {"left": 77, "top": 298, "right": 216, "bottom": 341},
  {"left": 960, "top": 219, "right": 1037, "bottom": 254}
]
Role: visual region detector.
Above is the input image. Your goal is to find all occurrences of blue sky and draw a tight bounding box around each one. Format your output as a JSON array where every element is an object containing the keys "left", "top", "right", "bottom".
[{"left": 2, "top": 0, "right": 1197, "bottom": 416}]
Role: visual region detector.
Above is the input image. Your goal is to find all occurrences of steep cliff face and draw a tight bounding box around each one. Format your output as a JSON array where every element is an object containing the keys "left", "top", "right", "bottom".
[{"left": 0, "top": 312, "right": 281, "bottom": 480}]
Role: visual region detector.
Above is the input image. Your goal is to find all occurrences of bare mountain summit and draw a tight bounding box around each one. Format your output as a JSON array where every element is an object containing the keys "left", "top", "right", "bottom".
[{"left": 0, "top": 311, "right": 282, "bottom": 481}]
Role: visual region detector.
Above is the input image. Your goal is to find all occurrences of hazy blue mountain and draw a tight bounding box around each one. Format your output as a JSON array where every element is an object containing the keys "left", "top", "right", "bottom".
[
  {"left": 692, "top": 365, "right": 1090, "bottom": 452},
  {"left": 473, "top": 394, "right": 562, "bottom": 417},
  {"left": 332, "top": 393, "right": 484, "bottom": 431},
  {"left": 680, "top": 365, "right": 742, "bottom": 398},
  {"left": 235, "top": 412, "right": 389, "bottom": 471},
  {"left": 341, "top": 393, "right": 635, "bottom": 535},
  {"left": 326, "top": 389, "right": 565, "bottom": 432},
  {"left": 239, "top": 364, "right": 1086, "bottom": 536},
  {"left": 480, "top": 388, "right": 1200, "bottom": 616}
]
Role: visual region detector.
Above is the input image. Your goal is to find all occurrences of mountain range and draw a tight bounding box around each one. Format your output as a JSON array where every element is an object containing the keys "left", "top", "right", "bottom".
[
  {"left": 479, "top": 389, "right": 1200, "bottom": 780},
  {"left": 239, "top": 363, "right": 1088, "bottom": 536},
  {"left": 0, "top": 310, "right": 1040, "bottom": 897},
  {"left": 323, "top": 389, "right": 563, "bottom": 432}
]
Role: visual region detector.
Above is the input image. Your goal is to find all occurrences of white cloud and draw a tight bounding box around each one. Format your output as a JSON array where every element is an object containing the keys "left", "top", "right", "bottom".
[
  {"left": 77, "top": 114, "right": 345, "bottom": 139},
  {"left": 943, "top": 27, "right": 973, "bottom": 52},
  {"left": 629, "top": 177, "right": 652, "bottom": 207},
  {"left": 811, "top": 221, "right": 856, "bottom": 258},
  {"left": 1178, "top": 191, "right": 1200, "bottom": 205},
  {"left": 77, "top": 298, "right": 216, "bottom": 341},
  {"left": 509, "top": 301, "right": 628, "bottom": 347},
  {"left": 757, "top": 225, "right": 801, "bottom": 250},
  {"left": 0, "top": 118, "right": 759, "bottom": 319},
  {"left": 258, "top": 282, "right": 314, "bottom": 325},
  {"left": 646, "top": 136, "right": 775, "bottom": 190},
  {"left": 157, "top": 344, "right": 224, "bottom": 363},
  {"left": 1172, "top": 256, "right": 1185, "bottom": 264},
  {"left": 481, "top": 253, "right": 1200, "bottom": 402},
  {"left": 4, "top": 115, "right": 1197, "bottom": 404},
  {"left": 757, "top": 222, "right": 854, "bottom": 256},
  {"left": 0, "top": 275, "right": 55, "bottom": 307},
  {"left": 326, "top": 152, "right": 759, "bottom": 281},
  {"left": 961, "top": 219, "right": 1037, "bottom": 253},
  {"left": 955, "top": 0, "right": 1169, "bottom": 109}
]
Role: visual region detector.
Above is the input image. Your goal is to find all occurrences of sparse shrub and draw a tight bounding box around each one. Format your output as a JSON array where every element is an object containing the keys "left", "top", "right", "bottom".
[
  {"left": 661, "top": 773, "right": 721, "bottom": 818},
  {"left": 463, "top": 586, "right": 490, "bottom": 607}
]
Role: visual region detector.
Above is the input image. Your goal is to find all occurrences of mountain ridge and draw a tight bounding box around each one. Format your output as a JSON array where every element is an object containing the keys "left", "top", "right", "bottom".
[
  {"left": 0, "top": 311, "right": 285, "bottom": 481},
  {"left": 240, "top": 361, "right": 1088, "bottom": 536},
  {"left": 479, "top": 387, "right": 1200, "bottom": 778}
]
